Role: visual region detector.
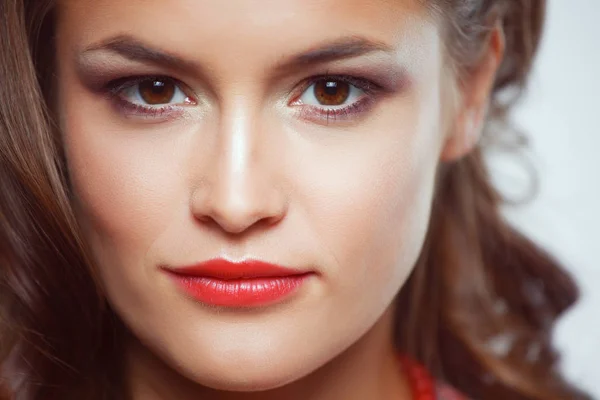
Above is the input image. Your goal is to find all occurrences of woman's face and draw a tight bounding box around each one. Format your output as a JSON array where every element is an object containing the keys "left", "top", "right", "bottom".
[{"left": 56, "top": 0, "right": 462, "bottom": 391}]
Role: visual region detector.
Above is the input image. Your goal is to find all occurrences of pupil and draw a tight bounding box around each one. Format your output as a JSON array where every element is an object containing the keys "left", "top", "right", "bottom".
[
  {"left": 324, "top": 81, "right": 338, "bottom": 96},
  {"left": 151, "top": 80, "right": 166, "bottom": 93}
]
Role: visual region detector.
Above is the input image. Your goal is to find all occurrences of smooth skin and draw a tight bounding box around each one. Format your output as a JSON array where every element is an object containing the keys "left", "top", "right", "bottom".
[{"left": 55, "top": 0, "right": 503, "bottom": 399}]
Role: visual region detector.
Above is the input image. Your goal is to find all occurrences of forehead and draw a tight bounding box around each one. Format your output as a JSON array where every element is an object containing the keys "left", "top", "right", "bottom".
[{"left": 56, "top": 0, "right": 437, "bottom": 67}]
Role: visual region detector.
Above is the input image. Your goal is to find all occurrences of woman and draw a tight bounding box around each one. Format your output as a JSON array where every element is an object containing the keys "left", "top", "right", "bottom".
[{"left": 0, "top": 0, "right": 591, "bottom": 399}]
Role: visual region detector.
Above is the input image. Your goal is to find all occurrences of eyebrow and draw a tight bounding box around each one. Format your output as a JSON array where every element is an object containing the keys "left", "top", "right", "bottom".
[
  {"left": 276, "top": 36, "right": 394, "bottom": 69},
  {"left": 79, "top": 34, "right": 394, "bottom": 73},
  {"left": 80, "top": 35, "right": 199, "bottom": 73}
]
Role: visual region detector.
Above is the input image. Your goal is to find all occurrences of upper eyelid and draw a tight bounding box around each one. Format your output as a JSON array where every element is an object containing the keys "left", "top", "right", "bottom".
[
  {"left": 105, "top": 76, "right": 150, "bottom": 94},
  {"left": 106, "top": 76, "right": 196, "bottom": 100},
  {"left": 303, "top": 75, "right": 380, "bottom": 91}
]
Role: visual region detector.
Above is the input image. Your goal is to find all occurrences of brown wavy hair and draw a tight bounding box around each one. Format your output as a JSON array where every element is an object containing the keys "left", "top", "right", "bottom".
[{"left": 0, "top": 0, "right": 592, "bottom": 399}]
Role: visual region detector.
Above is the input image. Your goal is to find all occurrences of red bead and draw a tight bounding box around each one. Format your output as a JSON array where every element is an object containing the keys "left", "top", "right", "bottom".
[{"left": 397, "top": 353, "right": 467, "bottom": 400}]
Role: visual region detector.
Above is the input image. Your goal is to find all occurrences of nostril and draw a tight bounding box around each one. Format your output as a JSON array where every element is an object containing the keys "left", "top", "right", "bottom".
[{"left": 191, "top": 197, "right": 270, "bottom": 234}]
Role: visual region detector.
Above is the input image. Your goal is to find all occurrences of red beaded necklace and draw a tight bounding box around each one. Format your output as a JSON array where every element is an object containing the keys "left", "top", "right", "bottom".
[{"left": 398, "top": 355, "right": 468, "bottom": 400}]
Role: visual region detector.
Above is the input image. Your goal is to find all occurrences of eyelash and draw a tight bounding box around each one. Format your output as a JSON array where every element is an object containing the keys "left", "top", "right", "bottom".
[{"left": 103, "top": 74, "right": 382, "bottom": 122}]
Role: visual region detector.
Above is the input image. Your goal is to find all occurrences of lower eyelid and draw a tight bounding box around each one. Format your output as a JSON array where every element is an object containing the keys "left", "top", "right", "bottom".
[
  {"left": 295, "top": 95, "right": 376, "bottom": 122},
  {"left": 108, "top": 90, "right": 197, "bottom": 119},
  {"left": 111, "top": 95, "right": 186, "bottom": 120}
]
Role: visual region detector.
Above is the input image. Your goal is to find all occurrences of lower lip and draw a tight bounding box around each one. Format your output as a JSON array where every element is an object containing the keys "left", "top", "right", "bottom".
[{"left": 168, "top": 274, "right": 311, "bottom": 307}]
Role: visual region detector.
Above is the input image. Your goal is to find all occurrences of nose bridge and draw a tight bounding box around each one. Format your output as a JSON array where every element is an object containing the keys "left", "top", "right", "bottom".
[
  {"left": 191, "top": 95, "right": 285, "bottom": 233},
  {"left": 219, "top": 99, "right": 262, "bottom": 199},
  {"left": 221, "top": 97, "right": 253, "bottom": 177}
]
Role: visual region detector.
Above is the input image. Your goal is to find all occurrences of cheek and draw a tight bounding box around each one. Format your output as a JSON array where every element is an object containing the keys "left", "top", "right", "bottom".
[
  {"left": 59, "top": 84, "right": 190, "bottom": 276},
  {"left": 297, "top": 94, "right": 444, "bottom": 309},
  {"left": 65, "top": 130, "right": 173, "bottom": 249},
  {"left": 306, "top": 140, "right": 437, "bottom": 289}
]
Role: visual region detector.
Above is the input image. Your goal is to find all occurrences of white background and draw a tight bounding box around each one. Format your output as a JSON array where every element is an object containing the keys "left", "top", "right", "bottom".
[{"left": 494, "top": 0, "right": 600, "bottom": 397}]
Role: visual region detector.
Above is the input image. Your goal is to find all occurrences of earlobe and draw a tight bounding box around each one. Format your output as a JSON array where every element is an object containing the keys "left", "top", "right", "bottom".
[
  {"left": 440, "top": 22, "right": 505, "bottom": 162},
  {"left": 440, "top": 107, "right": 484, "bottom": 162}
]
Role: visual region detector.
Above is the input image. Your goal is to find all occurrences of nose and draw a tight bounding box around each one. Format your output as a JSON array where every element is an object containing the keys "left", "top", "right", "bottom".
[{"left": 190, "top": 107, "right": 287, "bottom": 235}]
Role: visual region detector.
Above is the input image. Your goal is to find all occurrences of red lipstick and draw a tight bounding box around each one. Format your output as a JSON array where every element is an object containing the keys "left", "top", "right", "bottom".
[{"left": 164, "top": 259, "right": 311, "bottom": 307}]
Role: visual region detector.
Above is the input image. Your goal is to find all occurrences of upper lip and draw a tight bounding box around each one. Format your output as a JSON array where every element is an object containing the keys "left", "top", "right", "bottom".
[{"left": 164, "top": 258, "right": 308, "bottom": 280}]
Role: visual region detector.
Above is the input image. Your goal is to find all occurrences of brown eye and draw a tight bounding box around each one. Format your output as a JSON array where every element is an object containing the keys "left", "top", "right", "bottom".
[
  {"left": 138, "top": 78, "right": 176, "bottom": 105},
  {"left": 313, "top": 79, "right": 350, "bottom": 106}
]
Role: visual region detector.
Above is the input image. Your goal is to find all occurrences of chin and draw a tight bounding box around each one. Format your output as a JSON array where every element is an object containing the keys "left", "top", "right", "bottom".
[
  {"left": 201, "top": 375, "right": 295, "bottom": 393},
  {"left": 186, "top": 357, "right": 315, "bottom": 393}
]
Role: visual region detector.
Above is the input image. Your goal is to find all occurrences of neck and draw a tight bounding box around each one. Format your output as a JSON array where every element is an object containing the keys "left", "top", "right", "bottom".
[{"left": 124, "top": 303, "right": 411, "bottom": 400}]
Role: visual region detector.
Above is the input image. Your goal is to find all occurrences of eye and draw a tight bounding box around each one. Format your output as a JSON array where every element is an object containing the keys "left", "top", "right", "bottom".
[
  {"left": 297, "top": 77, "right": 366, "bottom": 108},
  {"left": 118, "top": 77, "right": 192, "bottom": 106}
]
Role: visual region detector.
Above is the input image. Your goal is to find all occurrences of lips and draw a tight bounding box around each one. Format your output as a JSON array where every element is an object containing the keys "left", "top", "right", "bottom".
[{"left": 163, "top": 258, "right": 312, "bottom": 307}]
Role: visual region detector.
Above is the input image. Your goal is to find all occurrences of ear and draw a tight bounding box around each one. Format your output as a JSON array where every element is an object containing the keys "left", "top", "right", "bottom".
[{"left": 440, "top": 22, "right": 506, "bottom": 162}]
